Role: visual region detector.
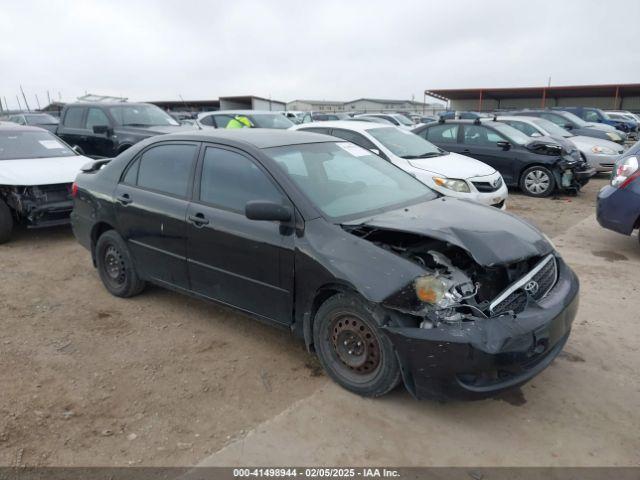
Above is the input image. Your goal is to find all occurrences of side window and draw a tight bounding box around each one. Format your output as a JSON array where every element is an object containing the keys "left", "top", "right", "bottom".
[
  {"left": 136, "top": 144, "right": 197, "bottom": 197},
  {"left": 122, "top": 158, "right": 140, "bottom": 185},
  {"left": 583, "top": 110, "right": 599, "bottom": 122},
  {"left": 85, "top": 108, "right": 110, "bottom": 130},
  {"left": 463, "top": 125, "right": 502, "bottom": 146},
  {"left": 63, "top": 107, "right": 85, "bottom": 128},
  {"left": 301, "top": 114, "right": 312, "bottom": 123},
  {"left": 541, "top": 113, "right": 565, "bottom": 127},
  {"left": 199, "top": 147, "right": 283, "bottom": 212},
  {"left": 330, "top": 129, "right": 376, "bottom": 150},
  {"left": 505, "top": 121, "right": 538, "bottom": 136},
  {"left": 422, "top": 124, "right": 459, "bottom": 144},
  {"left": 199, "top": 115, "right": 214, "bottom": 126},
  {"left": 212, "top": 115, "right": 235, "bottom": 128}
]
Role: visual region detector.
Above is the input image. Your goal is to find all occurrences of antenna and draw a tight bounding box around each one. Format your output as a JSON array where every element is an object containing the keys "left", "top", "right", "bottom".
[{"left": 20, "top": 85, "right": 30, "bottom": 111}]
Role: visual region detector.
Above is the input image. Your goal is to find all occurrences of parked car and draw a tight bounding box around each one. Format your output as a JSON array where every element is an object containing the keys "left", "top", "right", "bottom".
[
  {"left": 280, "top": 111, "right": 305, "bottom": 124},
  {"left": 197, "top": 110, "right": 294, "bottom": 129},
  {"left": 413, "top": 119, "right": 595, "bottom": 197},
  {"left": 597, "top": 143, "right": 640, "bottom": 245},
  {"left": 507, "top": 110, "right": 627, "bottom": 144},
  {"left": 56, "top": 102, "right": 193, "bottom": 158},
  {"left": 554, "top": 106, "right": 635, "bottom": 135},
  {"left": 438, "top": 111, "right": 490, "bottom": 120},
  {"left": 496, "top": 115, "right": 624, "bottom": 172},
  {"left": 604, "top": 111, "right": 638, "bottom": 138},
  {"left": 71, "top": 129, "right": 579, "bottom": 400},
  {"left": 354, "top": 113, "right": 414, "bottom": 130},
  {"left": 7, "top": 113, "right": 60, "bottom": 133},
  {"left": 292, "top": 121, "right": 508, "bottom": 208},
  {"left": 348, "top": 115, "right": 395, "bottom": 125},
  {"left": 0, "top": 124, "right": 91, "bottom": 242}
]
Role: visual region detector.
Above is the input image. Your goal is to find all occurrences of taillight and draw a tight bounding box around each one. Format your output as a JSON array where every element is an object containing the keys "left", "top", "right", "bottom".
[
  {"left": 71, "top": 182, "right": 79, "bottom": 197},
  {"left": 612, "top": 156, "right": 639, "bottom": 189}
]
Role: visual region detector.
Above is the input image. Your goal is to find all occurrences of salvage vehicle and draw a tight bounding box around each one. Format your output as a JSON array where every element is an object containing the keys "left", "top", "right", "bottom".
[
  {"left": 496, "top": 115, "right": 624, "bottom": 173},
  {"left": 7, "top": 113, "right": 60, "bottom": 133},
  {"left": 597, "top": 143, "right": 640, "bottom": 245},
  {"left": 554, "top": 106, "right": 635, "bottom": 136},
  {"left": 605, "top": 111, "right": 638, "bottom": 139},
  {"left": 0, "top": 124, "right": 91, "bottom": 243},
  {"left": 413, "top": 119, "right": 595, "bottom": 197},
  {"left": 197, "top": 110, "right": 295, "bottom": 129},
  {"left": 292, "top": 121, "right": 508, "bottom": 208},
  {"left": 71, "top": 129, "right": 579, "bottom": 400},
  {"left": 56, "top": 102, "right": 193, "bottom": 158},
  {"left": 508, "top": 110, "right": 627, "bottom": 145}
]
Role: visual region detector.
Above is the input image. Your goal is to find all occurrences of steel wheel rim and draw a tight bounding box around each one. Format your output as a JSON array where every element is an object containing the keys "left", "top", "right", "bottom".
[
  {"left": 104, "top": 244, "right": 126, "bottom": 286},
  {"left": 330, "top": 314, "right": 380, "bottom": 375},
  {"left": 525, "top": 170, "right": 550, "bottom": 194}
]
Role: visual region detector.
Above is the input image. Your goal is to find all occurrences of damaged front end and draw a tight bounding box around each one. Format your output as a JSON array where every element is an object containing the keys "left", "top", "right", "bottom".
[
  {"left": 1, "top": 184, "right": 74, "bottom": 228},
  {"left": 344, "top": 225, "right": 579, "bottom": 400},
  {"left": 526, "top": 140, "right": 595, "bottom": 192}
]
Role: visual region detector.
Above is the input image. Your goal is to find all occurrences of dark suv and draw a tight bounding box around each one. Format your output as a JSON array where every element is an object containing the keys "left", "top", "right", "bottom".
[{"left": 56, "top": 102, "right": 192, "bottom": 158}]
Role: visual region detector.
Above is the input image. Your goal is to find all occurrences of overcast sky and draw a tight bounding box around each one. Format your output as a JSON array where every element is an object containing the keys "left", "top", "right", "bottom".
[{"left": 1, "top": 0, "right": 639, "bottom": 109}]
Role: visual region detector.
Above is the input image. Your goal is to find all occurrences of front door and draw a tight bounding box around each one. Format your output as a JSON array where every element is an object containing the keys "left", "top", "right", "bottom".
[
  {"left": 460, "top": 124, "right": 518, "bottom": 184},
  {"left": 85, "top": 107, "right": 116, "bottom": 157},
  {"left": 114, "top": 142, "right": 199, "bottom": 289},
  {"left": 186, "top": 145, "right": 295, "bottom": 324}
]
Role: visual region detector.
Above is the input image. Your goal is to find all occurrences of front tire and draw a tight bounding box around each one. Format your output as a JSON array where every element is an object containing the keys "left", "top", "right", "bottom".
[
  {"left": 520, "top": 166, "right": 555, "bottom": 197},
  {"left": 313, "top": 293, "right": 401, "bottom": 397},
  {"left": 95, "top": 230, "right": 146, "bottom": 297},
  {"left": 0, "top": 199, "right": 14, "bottom": 244}
]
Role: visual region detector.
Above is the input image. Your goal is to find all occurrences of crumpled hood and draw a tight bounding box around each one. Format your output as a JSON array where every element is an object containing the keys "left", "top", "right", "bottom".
[
  {"left": 408, "top": 152, "right": 495, "bottom": 178},
  {"left": 346, "top": 197, "right": 552, "bottom": 266},
  {"left": 0, "top": 155, "right": 91, "bottom": 186}
]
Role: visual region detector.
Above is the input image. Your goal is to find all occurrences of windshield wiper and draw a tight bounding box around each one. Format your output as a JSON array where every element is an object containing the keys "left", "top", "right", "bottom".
[
  {"left": 401, "top": 152, "right": 443, "bottom": 159},
  {"left": 123, "top": 123, "right": 153, "bottom": 127}
]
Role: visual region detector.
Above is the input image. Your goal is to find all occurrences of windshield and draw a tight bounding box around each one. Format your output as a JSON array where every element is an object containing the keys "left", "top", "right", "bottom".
[
  {"left": 109, "top": 105, "right": 180, "bottom": 127},
  {"left": 532, "top": 118, "right": 572, "bottom": 138},
  {"left": 25, "top": 114, "right": 58, "bottom": 125},
  {"left": 393, "top": 114, "right": 414, "bottom": 126},
  {"left": 0, "top": 130, "right": 75, "bottom": 160},
  {"left": 247, "top": 114, "right": 294, "bottom": 129},
  {"left": 491, "top": 122, "right": 532, "bottom": 145},
  {"left": 559, "top": 111, "right": 588, "bottom": 127},
  {"left": 264, "top": 142, "right": 437, "bottom": 220},
  {"left": 367, "top": 127, "right": 441, "bottom": 158}
]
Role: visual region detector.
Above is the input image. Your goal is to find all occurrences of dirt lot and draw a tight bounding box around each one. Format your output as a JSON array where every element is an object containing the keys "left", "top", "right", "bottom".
[{"left": 2, "top": 175, "right": 637, "bottom": 467}]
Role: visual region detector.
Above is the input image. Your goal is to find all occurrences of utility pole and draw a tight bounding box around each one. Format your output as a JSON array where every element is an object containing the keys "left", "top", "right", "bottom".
[
  {"left": 47, "top": 90, "right": 51, "bottom": 105},
  {"left": 20, "top": 85, "right": 30, "bottom": 111},
  {"left": 35, "top": 94, "right": 41, "bottom": 110},
  {"left": 16, "top": 95, "right": 22, "bottom": 111}
]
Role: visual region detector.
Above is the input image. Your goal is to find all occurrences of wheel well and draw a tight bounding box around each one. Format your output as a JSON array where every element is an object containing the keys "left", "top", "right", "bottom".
[
  {"left": 304, "top": 285, "right": 353, "bottom": 352},
  {"left": 90, "top": 222, "right": 115, "bottom": 264}
]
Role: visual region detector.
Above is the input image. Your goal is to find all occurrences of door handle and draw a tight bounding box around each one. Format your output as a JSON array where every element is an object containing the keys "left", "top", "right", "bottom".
[
  {"left": 462, "top": 149, "right": 471, "bottom": 153},
  {"left": 116, "top": 193, "right": 132, "bottom": 205},
  {"left": 188, "top": 213, "right": 210, "bottom": 227}
]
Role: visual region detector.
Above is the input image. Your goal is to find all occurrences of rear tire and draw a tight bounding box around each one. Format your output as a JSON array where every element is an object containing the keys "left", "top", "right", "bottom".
[
  {"left": 520, "top": 166, "right": 555, "bottom": 197},
  {"left": 0, "top": 199, "right": 14, "bottom": 244},
  {"left": 95, "top": 230, "right": 146, "bottom": 297},
  {"left": 313, "top": 292, "right": 401, "bottom": 397}
]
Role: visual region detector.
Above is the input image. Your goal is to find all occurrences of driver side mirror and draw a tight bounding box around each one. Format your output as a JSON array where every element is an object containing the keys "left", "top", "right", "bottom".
[
  {"left": 93, "top": 125, "right": 112, "bottom": 136},
  {"left": 496, "top": 141, "right": 511, "bottom": 151},
  {"left": 245, "top": 200, "right": 292, "bottom": 222}
]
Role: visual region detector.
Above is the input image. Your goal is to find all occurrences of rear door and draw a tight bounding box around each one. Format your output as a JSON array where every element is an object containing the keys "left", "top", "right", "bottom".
[
  {"left": 416, "top": 123, "right": 463, "bottom": 153},
  {"left": 186, "top": 145, "right": 295, "bottom": 324},
  {"left": 460, "top": 124, "right": 518, "bottom": 184},
  {"left": 58, "top": 106, "right": 89, "bottom": 152},
  {"left": 113, "top": 142, "right": 199, "bottom": 289}
]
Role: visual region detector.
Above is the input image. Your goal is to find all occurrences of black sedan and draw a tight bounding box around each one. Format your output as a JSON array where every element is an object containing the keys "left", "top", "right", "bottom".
[
  {"left": 71, "top": 129, "right": 579, "bottom": 400},
  {"left": 413, "top": 119, "right": 595, "bottom": 197}
]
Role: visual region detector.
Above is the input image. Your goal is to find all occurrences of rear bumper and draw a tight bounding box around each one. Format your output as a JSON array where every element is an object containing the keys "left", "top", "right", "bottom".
[
  {"left": 384, "top": 258, "right": 579, "bottom": 400},
  {"left": 596, "top": 184, "right": 640, "bottom": 235}
]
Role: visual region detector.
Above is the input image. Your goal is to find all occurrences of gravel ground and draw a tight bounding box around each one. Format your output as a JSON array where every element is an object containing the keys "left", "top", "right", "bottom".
[{"left": 0, "top": 176, "right": 624, "bottom": 467}]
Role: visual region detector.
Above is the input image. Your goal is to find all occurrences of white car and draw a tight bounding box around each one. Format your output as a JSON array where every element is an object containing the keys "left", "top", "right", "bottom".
[
  {"left": 292, "top": 121, "right": 508, "bottom": 209},
  {"left": 354, "top": 113, "right": 415, "bottom": 130},
  {"left": 0, "top": 124, "right": 92, "bottom": 243},
  {"left": 497, "top": 115, "right": 624, "bottom": 173}
]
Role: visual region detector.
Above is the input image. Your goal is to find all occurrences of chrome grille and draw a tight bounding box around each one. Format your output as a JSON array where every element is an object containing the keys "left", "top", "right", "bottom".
[
  {"left": 472, "top": 177, "right": 503, "bottom": 192},
  {"left": 490, "top": 254, "right": 558, "bottom": 315}
]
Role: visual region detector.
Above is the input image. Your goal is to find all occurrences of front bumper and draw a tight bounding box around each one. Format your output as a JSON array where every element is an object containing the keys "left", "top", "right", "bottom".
[
  {"left": 384, "top": 258, "right": 579, "bottom": 400},
  {"left": 583, "top": 152, "right": 620, "bottom": 173},
  {"left": 26, "top": 200, "right": 74, "bottom": 228}
]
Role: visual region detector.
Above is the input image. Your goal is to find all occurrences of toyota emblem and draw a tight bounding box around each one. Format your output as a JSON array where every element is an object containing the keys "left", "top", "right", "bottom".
[{"left": 524, "top": 280, "right": 539, "bottom": 296}]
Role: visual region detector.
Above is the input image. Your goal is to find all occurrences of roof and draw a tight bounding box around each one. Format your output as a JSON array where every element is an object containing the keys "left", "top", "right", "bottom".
[
  {"left": 426, "top": 83, "right": 640, "bottom": 101},
  {"left": 156, "top": 129, "right": 338, "bottom": 149},
  {"left": 0, "top": 123, "right": 47, "bottom": 132}
]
